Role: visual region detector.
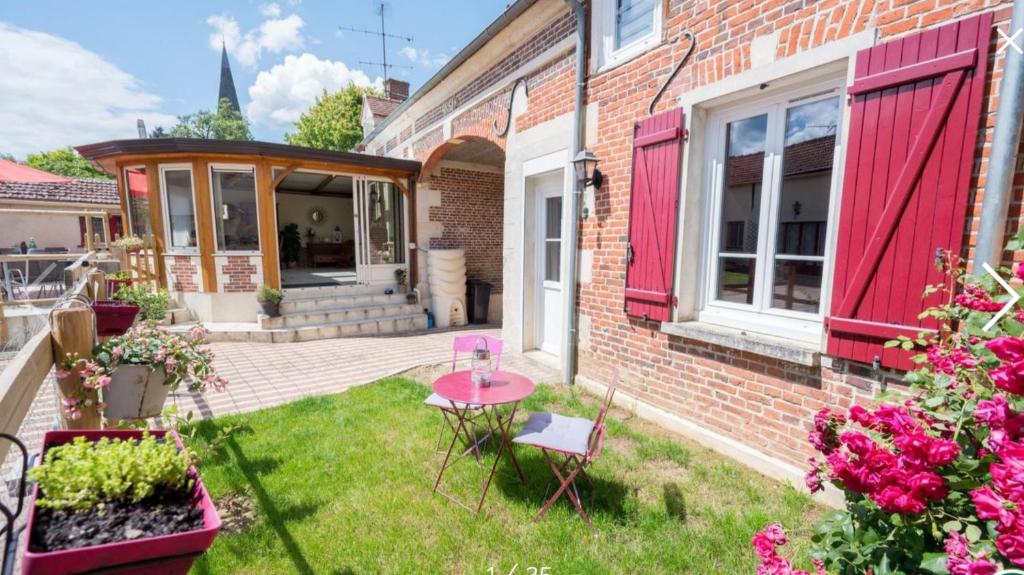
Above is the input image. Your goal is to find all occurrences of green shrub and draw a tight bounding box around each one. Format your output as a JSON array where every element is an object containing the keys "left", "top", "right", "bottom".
[
  {"left": 257, "top": 285, "right": 283, "bottom": 304},
  {"left": 113, "top": 285, "right": 169, "bottom": 321},
  {"left": 29, "top": 433, "right": 191, "bottom": 511},
  {"left": 107, "top": 271, "right": 131, "bottom": 281}
]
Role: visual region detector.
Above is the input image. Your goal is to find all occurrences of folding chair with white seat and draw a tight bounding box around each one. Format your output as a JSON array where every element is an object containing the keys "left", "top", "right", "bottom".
[
  {"left": 513, "top": 374, "right": 617, "bottom": 524},
  {"left": 424, "top": 334, "right": 503, "bottom": 457}
]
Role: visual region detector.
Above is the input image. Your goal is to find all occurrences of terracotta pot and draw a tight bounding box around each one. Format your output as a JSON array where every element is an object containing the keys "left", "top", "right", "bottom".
[
  {"left": 259, "top": 300, "right": 280, "bottom": 317},
  {"left": 102, "top": 364, "right": 170, "bottom": 420},
  {"left": 21, "top": 429, "right": 221, "bottom": 575}
]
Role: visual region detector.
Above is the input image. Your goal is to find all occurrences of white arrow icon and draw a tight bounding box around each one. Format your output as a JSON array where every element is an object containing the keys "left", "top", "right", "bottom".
[{"left": 983, "top": 262, "right": 1021, "bottom": 332}]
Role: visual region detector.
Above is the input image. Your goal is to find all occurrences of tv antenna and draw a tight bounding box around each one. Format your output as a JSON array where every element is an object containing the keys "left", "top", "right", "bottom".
[{"left": 339, "top": 2, "right": 414, "bottom": 81}]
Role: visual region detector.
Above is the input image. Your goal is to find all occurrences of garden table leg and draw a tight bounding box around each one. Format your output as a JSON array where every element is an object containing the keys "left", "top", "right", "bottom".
[
  {"left": 433, "top": 402, "right": 473, "bottom": 493},
  {"left": 474, "top": 402, "right": 524, "bottom": 514}
]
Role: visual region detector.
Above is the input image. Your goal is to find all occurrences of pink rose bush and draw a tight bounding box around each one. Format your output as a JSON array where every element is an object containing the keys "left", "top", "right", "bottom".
[{"left": 756, "top": 252, "right": 1024, "bottom": 574}]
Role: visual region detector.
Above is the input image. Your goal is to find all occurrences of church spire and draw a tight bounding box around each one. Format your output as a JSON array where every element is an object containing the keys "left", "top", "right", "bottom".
[{"left": 218, "top": 41, "right": 240, "bottom": 113}]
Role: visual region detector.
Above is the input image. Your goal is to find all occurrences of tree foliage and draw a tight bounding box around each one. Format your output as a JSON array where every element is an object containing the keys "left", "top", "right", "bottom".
[
  {"left": 285, "top": 84, "right": 380, "bottom": 152},
  {"left": 24, "top": 147, "right": 112, "bottom": 179},
  {"left": 164, "top": 98, "right": 252, "bottom": 141}
]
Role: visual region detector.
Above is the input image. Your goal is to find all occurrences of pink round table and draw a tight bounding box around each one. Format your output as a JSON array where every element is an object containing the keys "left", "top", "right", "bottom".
[
  {"left": 432, "top": 370, "right": 535, "bottom": 407},
  {"left": 431, "top": 370, "right": 535, "bottom": 513}
]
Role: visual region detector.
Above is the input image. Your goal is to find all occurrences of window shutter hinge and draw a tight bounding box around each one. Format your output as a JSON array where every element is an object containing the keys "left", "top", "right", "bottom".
[
  {"left": 683, "top": 128, "right": 689, "bottom": 142},
  {"left": 671, "top": 295, "right": 678, "bottom": 306},
  {"left": 626, "top": 242, "right": 634, "bottom": 264}
]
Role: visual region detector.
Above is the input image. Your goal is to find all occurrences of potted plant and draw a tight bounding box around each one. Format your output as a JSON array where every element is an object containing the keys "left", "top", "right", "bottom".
[
  {"left": 86, "top": 323, "right": 226, "bottom": 421},
  {"left": 394, "top": 267, "right": 408, "bottom": 290},
  {"left": 22, "top": 430, "right": 221, "bottom": 575},
  {"left": 112, "top": 235, "right": 145, "bottom": 253},
  {"left": 106, "top": 270, "right": 133, "bottom": 297},
  {"left": 113, "top": 284, "right": 170, "bottom": 322},
  {"left": 281, "top": 223, "right": 302, "bottom": 268},
  {"left": 257, "top": 285, "right": 283, "bottom": 317},
  {"left": 91, "top": 299, "right": 140, "bottom": 338}
]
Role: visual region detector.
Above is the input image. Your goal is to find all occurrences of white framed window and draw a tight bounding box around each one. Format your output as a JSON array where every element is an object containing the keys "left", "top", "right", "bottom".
[
  {"left": 593, "top": 0, "right": 662, "bottom": 71},
  {"left": 209, "top": 164, "right": 260, "bottom": 253},
  {"left": 159, "top": 164, "right": 198, "bottom": 252},
  {"left": 700, "top": 78, "right": 844, "bottom": 342}
]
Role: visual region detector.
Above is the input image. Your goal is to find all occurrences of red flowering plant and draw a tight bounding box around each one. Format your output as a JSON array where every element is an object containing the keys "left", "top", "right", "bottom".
[{"left": 755, "top": 242, "right": 1024, "bottom": 575}]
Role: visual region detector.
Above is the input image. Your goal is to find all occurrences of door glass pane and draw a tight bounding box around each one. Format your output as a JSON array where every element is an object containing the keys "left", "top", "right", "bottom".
[
  {"left": 164, "top": 170, "right": 197, "bottom": 249},
  {"left": 125, "top": 167, "right": 151, "bottom": 238},
  {"left": 771, "top": 96, "right": 839, "bottom": 314},
  {"left": 772, "top": 260, "right": 824, "bottom": 312},
  {"left": 544, "top": 196, "right": 562, "bottom": 283},
  {"left": 366, "top": 181, "right": 405, "bottom": 265},
  {"left": 545, "top": 241, "right": 561, "bottom": 282},
  {"left": 211, "top": 169, "right": 259, "bottom": 251},
  {"left": 716, "top": 114, "right": 767, "bottom": 304}
]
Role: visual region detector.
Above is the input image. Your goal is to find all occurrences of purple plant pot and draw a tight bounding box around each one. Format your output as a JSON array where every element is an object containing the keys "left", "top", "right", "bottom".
[{"left": 21, "top": 430, "right": 221, "bottom": 575}]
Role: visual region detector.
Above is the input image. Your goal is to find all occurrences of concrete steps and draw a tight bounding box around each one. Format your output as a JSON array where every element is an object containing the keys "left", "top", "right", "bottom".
[
  {"left": 171, "top": 284, "right": 427, "bottom": 343},
  {"left": 173, "top": 312, "right": 428, "bottom": 343},
  {"left": 261, "top": 302, "right": 423, "bottom": 329}
]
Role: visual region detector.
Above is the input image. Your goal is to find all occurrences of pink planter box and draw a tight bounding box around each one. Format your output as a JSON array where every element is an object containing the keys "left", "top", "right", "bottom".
[
  {"left": 21, "top": 430, "right": 221, "bottom": 575},
  {"left": 91, "top": 300, "right": 139, "bottom": 337}
]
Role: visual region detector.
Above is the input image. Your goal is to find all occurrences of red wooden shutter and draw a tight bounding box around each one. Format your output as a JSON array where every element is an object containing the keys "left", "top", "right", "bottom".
[
  {"left": 827, "top": 13, "right": 992, "bottom": 370},
  {"left": 624, "top": 108, "right": 685, "bottom": 322}
]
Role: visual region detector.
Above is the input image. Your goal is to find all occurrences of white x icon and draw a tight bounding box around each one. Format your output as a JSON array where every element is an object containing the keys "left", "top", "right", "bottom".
[{"left": 998, "top": 26, "right": 1024, "bottom": 55}]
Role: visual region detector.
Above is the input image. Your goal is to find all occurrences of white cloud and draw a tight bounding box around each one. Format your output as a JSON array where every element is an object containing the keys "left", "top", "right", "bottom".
[
  {"left": 259, "top": 3, "right": 281, "bottom": 17},
  {"left": 246, "top": 53, "right": 382, "bottom": 127},
  {"left": 401, "top": 45, "right": 450, "bottom": 69},
  {"left": 0, "top": 23, "right": 176, "bottom": 159},
  {"left": 207, "top": 12, "right": 304, "bottom": 69}
]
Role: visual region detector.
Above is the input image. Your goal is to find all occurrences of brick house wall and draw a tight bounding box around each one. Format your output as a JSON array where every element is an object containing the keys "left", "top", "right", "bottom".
[
  {"left": 166, "top": 255, "right": 200, "bottom": 293},
  {"left": 363, "top": 0, "right": 1024, "bottom": 478},
  {"left": 215, "top": 255, "right": 261, "bottom": 293},
  {"left": 575, "top": 0, "right": 1023, "bottom": 469},
  {"left": 427, "top": 166, "right": 505, "bottom": 292}
]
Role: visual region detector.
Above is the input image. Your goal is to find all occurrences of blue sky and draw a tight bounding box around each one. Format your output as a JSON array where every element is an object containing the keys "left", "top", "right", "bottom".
[{"left": 0, "top": 1, "right": 506, "bottom": 158}]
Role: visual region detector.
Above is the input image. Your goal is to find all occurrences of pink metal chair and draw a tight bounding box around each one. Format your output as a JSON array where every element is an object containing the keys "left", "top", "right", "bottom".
[
  {"left": 512, "top": 374, "right": 617, "bottom": 524},
  {"left": 424, "top": 334, "right": 503, "bottom": 455}
]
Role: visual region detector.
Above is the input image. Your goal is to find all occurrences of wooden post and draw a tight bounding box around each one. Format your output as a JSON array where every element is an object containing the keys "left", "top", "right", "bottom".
[
  {"left": 256, "top": 161, "right": 281, "bottom": 289},
  {"left": 141, "top": 235, "right": 154, "bottom": 287},
  {"left": 0, "top": 297, "right": 6, "bottom": 347},
  {"left": 192, "top": 160, "right": 218, "bottom": 293},
  {"left": 84, "top": 216, "right": 95, "bottom": 252},
  {"left": 86, "top": 267, "right": 107, "bottom": 302},
  {"left": 51, "top": 307, "right": 102, "bottom": 429}
]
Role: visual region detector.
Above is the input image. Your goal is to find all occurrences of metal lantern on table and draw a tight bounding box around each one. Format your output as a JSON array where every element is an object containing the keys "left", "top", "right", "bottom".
[{"left": 471, "top": 339, "right": 493, "bottom": 387}]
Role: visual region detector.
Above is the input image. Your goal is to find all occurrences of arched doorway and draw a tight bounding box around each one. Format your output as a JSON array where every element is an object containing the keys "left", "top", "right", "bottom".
[{"left": 418, "top": 136, "right": 506, "bottom": 325}]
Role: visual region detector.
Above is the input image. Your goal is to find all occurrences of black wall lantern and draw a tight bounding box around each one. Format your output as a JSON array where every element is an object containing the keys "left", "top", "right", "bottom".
[{"left": 572, "top": 150, "right": 603, "bottom": 190}]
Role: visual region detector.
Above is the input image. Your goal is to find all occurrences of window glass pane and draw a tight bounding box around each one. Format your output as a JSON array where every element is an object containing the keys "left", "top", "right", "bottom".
[
  {"left": 545, "top": 241, "right": 561, "bottom": 282},
  {"left": 717, "top": 257, "right": 756, "bottom": 304},
  {"left": 772, "top": 260, "right": 824, "bottom": 313},
  {"left": 770, "top": 96, "right": 839, "bottom": 314},
  {"left": 164, "top": 170, "right": 196, "bottom": 249},
  {"left": 212, "top": 169, "right": 259, "bottom": 251},
  {"left": 775, "top": 97, "right": 839, "bottom": 258},
  {"left": 719, "top": 114, "right": 767, "bottom": 255},
  {"left": 366, "top": 181, "right": 405, "bottom": 265},
  {"left": 125, "top": 167, "right": 151, "bottom": 238},
  {"left": 615, "top": 0, "right": 656, "bottom": 49}
]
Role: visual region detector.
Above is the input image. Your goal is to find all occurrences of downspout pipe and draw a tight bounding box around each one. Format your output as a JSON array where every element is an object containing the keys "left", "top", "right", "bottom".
[
  {"left": 563, "top": 0, "right": 586, "bottom": 385},
  {"left": 974, "top": 0, "right": 1024, "bottom": 273}
]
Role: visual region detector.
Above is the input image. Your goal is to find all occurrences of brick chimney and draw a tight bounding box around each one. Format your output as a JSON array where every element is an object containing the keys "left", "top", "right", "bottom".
[{"left": 384, "top": 78, "right": 409, "bottom": 102}]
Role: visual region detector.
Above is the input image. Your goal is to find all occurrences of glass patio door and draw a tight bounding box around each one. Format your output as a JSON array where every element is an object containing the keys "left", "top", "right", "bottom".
[{"left": 354, "top": 178, "right": 407, "bottom": 285}]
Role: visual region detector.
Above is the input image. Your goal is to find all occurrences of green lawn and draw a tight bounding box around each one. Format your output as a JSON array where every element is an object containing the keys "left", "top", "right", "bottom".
[{"left": 187, "top": 376, "right": 821, "bottom": 574}]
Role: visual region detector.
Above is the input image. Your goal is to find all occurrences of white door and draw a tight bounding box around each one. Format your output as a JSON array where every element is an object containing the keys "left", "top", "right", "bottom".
[
  {"left": 535, "top": 173, "right": 564, "bottom": 356},
  {"left": 355, "top": 177, "right": 407, "bottom": 285}
]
